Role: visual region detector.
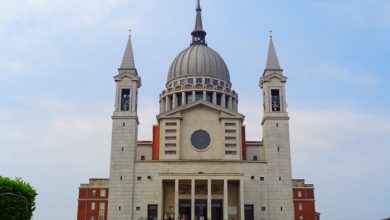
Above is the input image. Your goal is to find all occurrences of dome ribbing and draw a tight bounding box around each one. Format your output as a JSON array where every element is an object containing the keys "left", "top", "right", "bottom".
[{"left": 167, "top": 44, "right": 230, "bottom": 82}]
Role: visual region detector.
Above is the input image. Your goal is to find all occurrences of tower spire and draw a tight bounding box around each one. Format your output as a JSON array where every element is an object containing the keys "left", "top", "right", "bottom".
[
  {"left": 265, "top": 34, "right": 282, "bottom": 71},
  {"left": 119, "top": 31, "right": 137, "bottom": 73},
  {"left": 191, "top": 0, "right": 207, "bottom": 45}
]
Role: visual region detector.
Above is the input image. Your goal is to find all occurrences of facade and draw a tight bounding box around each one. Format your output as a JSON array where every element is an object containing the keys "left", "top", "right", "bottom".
[
  {"left": 105, "top": 1, "right": 301, "bottom": 220},
  {"left": 77, "top": 179, "right": 109, "bottom": 220},
  {"left": 77, "top": 179, "right": 320, "bottom": 220},
  {"left": 292, "top": 179, "right": 320, "bottom": 220}
]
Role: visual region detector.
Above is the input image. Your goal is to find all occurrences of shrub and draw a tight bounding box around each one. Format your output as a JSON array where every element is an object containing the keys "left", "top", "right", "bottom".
[{"left": 0, "top": 176, "right": 37, "bottom": 220}]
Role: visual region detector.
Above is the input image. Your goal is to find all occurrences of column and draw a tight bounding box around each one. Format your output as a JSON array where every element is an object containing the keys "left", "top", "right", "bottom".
[
  {"left": 240, "top": 179, "right": 245, "bottom": 220},
  {"left": 192, "top": 91, "right": 195, "bottom": 103},
  {"left": 212, "top": 92, "right": 217, "bottom": 105},
  {"left": 175, "top": 179, "right": 179, "bottom": 220},
  {"left": 158, "top": 181, "right": 163, "bottom": 220},
  {"left": 165, "top": 97, "right": 169, "bottom": 111},
  {"left": 223, "top": 179, "right": 228, "bottom": 220},
  {"left": 182, "top": 92, "right": 185, "bottom": 106},
  {"left": 207, "top": 179, "right": 211, "bottom": 220},
  {"left": 191, "top": 179, "right": 195, "bottom": 220},
  {"left": 172, "top": 93, "right": 177, "bottom": 109},
  {"left": 203, "top": 91, "right": 206, "bottom": 101},
  {"left": 161, "top": 98, "right": 166, "bottom": 113},
  {"left": 222, "top": 94, "right": 226, "bottom": 108}
]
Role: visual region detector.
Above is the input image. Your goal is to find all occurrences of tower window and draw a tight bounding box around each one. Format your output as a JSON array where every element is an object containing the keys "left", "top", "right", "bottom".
[
  {"left": 205, "top": 78, "right": 211, "bottom": 84},
  {"left": 177, "top": 93, "right": 182, "bottom": 107},
  {"left": 216, "top": 93, "right": 222, "bottom": 106},
  {"left": 137, "top": 177, "right": 142, "bottom": 180},
  {"left": 271, "top": 89, "right": 281, "bottom": 111},
  {"left": 253, "top": 155, "right": 258, "bottom": 161},
  {"left": 213, "top": 79, "right": 218, "bottom": 85},
  {"left": 195, "top": 92, "right": 203, "bottom": 101},
  {"left": 260, "top": 177, "right": 265, "bottom": 181},
  {"left": 206, "top": 92, "right": 213, "bottom": 103},
  {"left": 120, "top": 89, "right": 130, "bottom": 111},
  {"left": 225, "top": 96, "right": 229, "bottom": 108},
  {"left": 185, "top": 92, "right": 193, "bottom": 104},
  {"left": 188, "top": 78, "right": 194, "bottom": 84},
  {"left": 261, "top": 207, "right": 266, "bottom": 212},
  {"left": 280, "top": 206, "right": 283, "bottom": 211},
  {"left": 196, "top": 78, "right": 202, "bottom": 84},
  {"left": 169, "top": 95, "right": 173, "bottom": 110},
  {"left": 140, "top": 155, "right": 145, "bottom": 160},
  {"left": 220, "top": 81, "right": 225, "bottom": 86}
]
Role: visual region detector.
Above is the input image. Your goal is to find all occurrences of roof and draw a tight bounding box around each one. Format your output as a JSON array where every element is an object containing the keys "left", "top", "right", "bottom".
[
  {"left": 167, "top": 44, "right": 230, "bottom": 83},
  {"left": 292, "top": 179, "right": 314, "bottom": 188}
]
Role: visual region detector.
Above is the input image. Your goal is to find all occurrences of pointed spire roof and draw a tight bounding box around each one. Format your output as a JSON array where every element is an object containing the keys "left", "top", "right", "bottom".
[
  {"left": 265, "top": 36, "right": 282, "bottom": 70},
  {"left": 194, "top": 0, "right": 204, "bottom": 31},
  {"left": 191, "top": 0, "right": 207, "bottom": 45},
  {"left": 120, "top": 32, "right": 136, "bottom": 72}
]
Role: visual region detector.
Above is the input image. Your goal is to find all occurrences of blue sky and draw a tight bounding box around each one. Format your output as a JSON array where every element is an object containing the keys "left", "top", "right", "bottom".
[{"left": 0, "top": 0, "right": 389, "bottom": 219}]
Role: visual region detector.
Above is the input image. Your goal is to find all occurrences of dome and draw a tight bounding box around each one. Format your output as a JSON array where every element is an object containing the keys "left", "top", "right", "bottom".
[{"left": 167, "top": 44, "right": 230, "bottom": 83}]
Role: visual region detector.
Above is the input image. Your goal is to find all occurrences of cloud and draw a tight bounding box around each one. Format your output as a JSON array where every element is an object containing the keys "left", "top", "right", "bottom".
[
  {"left": 289, "top": 107, "right": 390, "bottom": 219},
  {"left": 0, "top": 95, "right": 112, "bottom": 219}
]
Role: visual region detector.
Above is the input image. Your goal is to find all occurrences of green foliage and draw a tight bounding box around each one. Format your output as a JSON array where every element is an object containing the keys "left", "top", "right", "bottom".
[{"left": 0, "top": 176, "right": 37, "bottom": 220}]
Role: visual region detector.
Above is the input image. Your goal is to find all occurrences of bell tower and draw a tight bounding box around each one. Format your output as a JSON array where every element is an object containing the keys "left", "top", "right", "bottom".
[
  {"left": 260, "top": 35, "right": 294, "bottom": 219},
  {"left": 107, "top": 33, "right": 141, "bottom": 220}
]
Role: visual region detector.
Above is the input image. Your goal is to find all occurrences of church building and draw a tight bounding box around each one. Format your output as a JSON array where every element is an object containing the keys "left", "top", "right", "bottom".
[{"left": 106, "top": 1, "right": 297, "bottom": 219}]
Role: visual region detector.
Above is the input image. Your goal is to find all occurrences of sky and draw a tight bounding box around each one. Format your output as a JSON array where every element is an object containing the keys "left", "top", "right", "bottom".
[{"left": 0, "top": 0, "right": 389, "bottom": 219}]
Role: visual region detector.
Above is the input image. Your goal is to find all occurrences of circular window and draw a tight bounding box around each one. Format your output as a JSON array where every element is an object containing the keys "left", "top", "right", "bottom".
[{"left": 191, "top": 130, "right": 211, "bottom": 151}]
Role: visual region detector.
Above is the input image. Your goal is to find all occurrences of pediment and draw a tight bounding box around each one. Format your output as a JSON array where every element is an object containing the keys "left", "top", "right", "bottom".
[
  {"left": 114, "top": 71, "right": 140, "bottom": 82},
  {"left": 261, "top": 72, "right": 287, "bottom": 82},
  {"left": 157, "top": 101, "right": 244, "bottom": 120}
]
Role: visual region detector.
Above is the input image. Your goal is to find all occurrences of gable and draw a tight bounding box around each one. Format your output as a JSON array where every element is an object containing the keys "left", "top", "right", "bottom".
[{"left": 157, "top": 101, "right": 244, "bottom": 120}]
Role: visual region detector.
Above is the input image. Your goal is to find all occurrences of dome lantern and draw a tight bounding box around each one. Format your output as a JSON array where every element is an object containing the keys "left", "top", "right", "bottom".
[{"left": 166, "top": 0, "right": 230, "bottom": 85}]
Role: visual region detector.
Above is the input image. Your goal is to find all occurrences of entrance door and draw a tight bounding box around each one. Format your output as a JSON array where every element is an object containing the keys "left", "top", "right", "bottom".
[
  {"left": 148, "top": 204, "right": 158, "bottom": 219},
  {"left": 195, "top": 200, "right": 207, "bottom": 220},
  {"left": 244, "top": 205, "right": 254, "bottom": 220},
  {"left": 179, "top": 200, "right": 191, "bottom": 220},
  {"left": 211, "top": 200, "right": 223, "bottom": 220}
]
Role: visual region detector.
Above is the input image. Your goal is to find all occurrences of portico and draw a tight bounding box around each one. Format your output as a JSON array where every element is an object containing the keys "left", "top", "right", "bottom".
[{"left": 161, "top": 174, "right": 244, "bottom": 220}]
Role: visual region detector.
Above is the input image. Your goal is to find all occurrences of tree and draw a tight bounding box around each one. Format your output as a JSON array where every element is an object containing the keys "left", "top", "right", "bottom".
[{"left": 0, "top": 176, "right": 37, "bottom": 220}]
